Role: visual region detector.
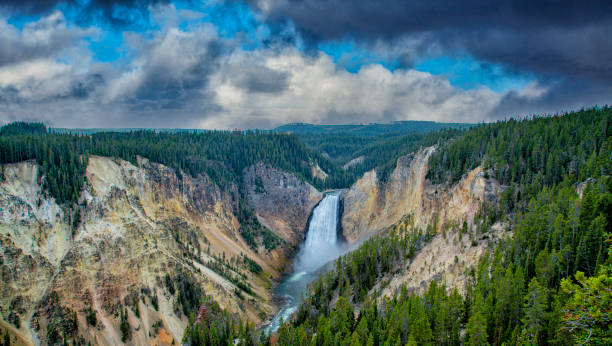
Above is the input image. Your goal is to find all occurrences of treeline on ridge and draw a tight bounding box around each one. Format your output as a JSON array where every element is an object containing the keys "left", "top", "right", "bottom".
[
  {"left": 427, "top": 107, "right": 611, "bottom": 212},
  {"left": 0, "top": 123, "right": 354, "bottom": 205}
]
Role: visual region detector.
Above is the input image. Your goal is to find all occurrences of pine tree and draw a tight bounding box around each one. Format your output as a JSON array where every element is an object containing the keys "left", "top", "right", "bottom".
[
  {"left": 521, "top": 278, "right": 548, "bottom": 344},
  {"left": 465, "top": 293, "right": 489, "bottom": 346}
]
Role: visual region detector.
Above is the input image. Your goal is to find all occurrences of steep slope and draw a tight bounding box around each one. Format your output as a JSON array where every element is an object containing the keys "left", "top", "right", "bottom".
[
  {"left": 0, "top": 156, "right": 321, "bottom": 345},
  {"left": 243, "top": 162, "right": 322, "bottom": 247},
  {"left": 341, "top": 146, "right": 502, "bottom": 243}
]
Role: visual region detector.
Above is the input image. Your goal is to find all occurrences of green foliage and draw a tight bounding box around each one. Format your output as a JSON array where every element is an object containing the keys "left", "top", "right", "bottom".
[
  {"left": 119, "top": 307, "right": 131, "bottom": 342},
  {"left": 242, "top": 254, "right": 263, "bottom": 275},
  {"left": 560, "top": 235, "right": 612, "bottom": 345},
  {"left": 283, "top": 124, "right": 466, "bottom": 182},
  {"left": 295, "top": 220, "right": 433, "bottom": 327},
  {"left": 278, "top": 281, "right": 463, "bottom": 346},
  {"left": 0, "top": 125, "right": 335, "bottom": 249},
  {"left": 43, "top": 292, "right": 79, "bottom": 345},
  {"left": 349, "top": 128, "right": 462, "bottom": 182},
  {"left": 7, "top": 313, "right": 19, "bottom": 329},
  {"left": 274, "top": 120, "right": 472, "bottom": 137},
  {"left": 207, "top": 254, "right": 256, "bottom": 297},
  {"left": 465, "top": 293, "right": 489, "bottom": 346},
  {"left": 237, "top": 203, "right": 283, "bottom": 251},
  {"left": 0, "top": 122, "right": 47, "bottom": 136},
  {"left": 521, "top": 278, "right": 548, "bottom": 344},
  {"left": 428, "top": 107, "right": 611, "bottom": 210},
  {"left": 2, "top": 329, "right": 10, "bottom": 346},
  {"left": 0, "top": 127, "right": 345, "bottom": 203},
  {"left": 275, "top": 108, "right": 611, "bottom": 346}
]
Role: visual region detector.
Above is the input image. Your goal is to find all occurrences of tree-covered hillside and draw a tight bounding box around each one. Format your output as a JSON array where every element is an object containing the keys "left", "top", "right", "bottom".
[
  {"left": 3, "top": 108, "right": 611, "bottom": 345},
  {"left": 269, "top": 107, "right": 611, "bottom": 345},
  {"left": 0, "top": 125, "right": 353, "bottom": 253},
  {"left": 275, "top": 121, "right": 471, "bottom": 181},
  {"left": 428, "top": 107, "right": 611, "bottom": 211},
  {"left": 274, "top": 120, "right": 472, "bottom": 137}
]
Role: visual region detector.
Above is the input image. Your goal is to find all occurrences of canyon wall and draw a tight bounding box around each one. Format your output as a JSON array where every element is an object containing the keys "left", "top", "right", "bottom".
[
  {"left": 0, "top": 156, "right": 319, "bottom": 345},
  {"left": 243, "top": 162, "right": 322, "bottom": 247},
  {"left": 341, "top": 146, "right": 502, "bottom": 242}
]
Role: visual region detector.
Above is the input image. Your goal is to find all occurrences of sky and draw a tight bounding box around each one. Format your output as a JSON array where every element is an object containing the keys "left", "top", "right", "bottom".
[{"left": 0, "top": 0, "right": 610, "bottom": 129}]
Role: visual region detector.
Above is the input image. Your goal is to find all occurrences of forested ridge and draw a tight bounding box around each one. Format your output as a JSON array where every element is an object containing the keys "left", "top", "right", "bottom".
[
  {"left": 0, "top": 122, "right": 350, "bottom": 252},
  {"left": 0, "top": 121, "right": 466, "bottom": 205},
  {"left": 276, "top": 122, "right": 469, "bottom": 181},
  {"left": 428, "top": 107, "right": 611, "bottom": 212},
  {"left": 0, "top": 122, "right": 352, "bottom": 203}
]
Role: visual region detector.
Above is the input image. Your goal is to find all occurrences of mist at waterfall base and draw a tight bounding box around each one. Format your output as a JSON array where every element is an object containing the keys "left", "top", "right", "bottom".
[{"left": 265, "top": 192, "right": 347, "bottom": 333}]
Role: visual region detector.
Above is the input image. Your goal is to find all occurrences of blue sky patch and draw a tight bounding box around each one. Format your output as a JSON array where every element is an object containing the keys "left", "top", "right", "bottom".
[
  {"left": 318, "top": 41, "right": 399, "bottom": 73},
  {"left": 415, "top": 56, "right": 532, "bottom": 92}
]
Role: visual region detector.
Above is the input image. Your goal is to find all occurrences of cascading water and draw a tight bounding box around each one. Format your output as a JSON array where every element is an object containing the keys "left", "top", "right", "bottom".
[
  {"left": 294, "top": 192, "right": 341, "bottom": 273},
  {"left": 265, "top": 191, "right": 344, "bottom": 333}
]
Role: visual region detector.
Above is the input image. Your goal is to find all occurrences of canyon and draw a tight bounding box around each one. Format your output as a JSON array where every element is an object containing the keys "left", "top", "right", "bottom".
[{"left": 0, "top": 146, "right": 503, "bottom": 345}]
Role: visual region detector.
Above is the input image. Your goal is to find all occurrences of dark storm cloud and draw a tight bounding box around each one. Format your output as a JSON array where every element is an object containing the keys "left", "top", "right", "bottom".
[
  {"left": 0, "top": 0, "right": 60, "bottom": 14},
  {"left": 248, "top": 0, "right": 612, "bottom": 82},
  {"left": 132, "top": 40, "right": 221, "bottom": 109},
  {"left": 0, "top": 0, "right": 169, "bottom": 26},
  {"left": 67, "top": 73, "right": 105, "bottom": 99},
  {"left": 239, "top": 66, "right": 288, "bottom": 94},
  {"left": 249, "top": 1, "right": 612, "bottom": 39},
  {"left": 488, "top": 77, "right": 612, "bottom": 120},
  {"left": 0, "top": 0, "right": 168, "bottom": 14}
]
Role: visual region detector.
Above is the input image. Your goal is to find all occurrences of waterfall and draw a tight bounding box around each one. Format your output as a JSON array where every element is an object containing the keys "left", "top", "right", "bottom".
[
  {"left": 294, "top": 192, "right": 341, "bottom": 273},
  {"left": 264, "top": 191, "right": 343, "bottom": 334}
]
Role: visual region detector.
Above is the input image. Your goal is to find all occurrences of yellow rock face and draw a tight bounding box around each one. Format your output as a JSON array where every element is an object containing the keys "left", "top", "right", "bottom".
[
  {"left": 341, "top": 146, "right": 502, "bottom": 243},
  {"left": 1, "top": 156, "right": 318, "bottom": 345},
  {"left": 341, "top": 145, "right": 507, "bottom": 297}
]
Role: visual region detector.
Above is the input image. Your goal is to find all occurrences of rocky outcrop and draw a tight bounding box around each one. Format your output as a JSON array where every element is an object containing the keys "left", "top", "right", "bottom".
[
  {"left": 341, "top": 146, "right": 506, "bottom": 297},
  {"left": 342, "top": 156, "right": 364, "bottom": 170},
  {"left": 310, "top": 162, "right": 328, "bottom": 182},
  {"left": 341, "top": 146, "right": 503, "bottom": 243},
  {"left": 378, "top": 221, "right": 510, "bottom": 298},
  {"left": 0, "top": 156, "right": 314, "bottom": 345},
  {"left": 341, "top": 147, "right": 435, "bottom": 241},
  {"left": 243, "top": 163, "right": 322, "bottom": 246}
]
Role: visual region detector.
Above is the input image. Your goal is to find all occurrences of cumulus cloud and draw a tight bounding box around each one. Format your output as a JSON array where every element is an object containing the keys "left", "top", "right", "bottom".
[
  {"left": 202, "top": 48, "right": 504, "bottom": 128},
  {"left": 0, "top": 11, "right": 95, "bottom": 67}
]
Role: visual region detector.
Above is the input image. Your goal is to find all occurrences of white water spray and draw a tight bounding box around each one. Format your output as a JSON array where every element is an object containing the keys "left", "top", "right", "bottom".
[{"left": 295, "top": 192, "right": 342, "bottom": 273}]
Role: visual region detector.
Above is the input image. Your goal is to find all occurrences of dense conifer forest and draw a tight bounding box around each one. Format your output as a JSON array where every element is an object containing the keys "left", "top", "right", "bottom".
[
  {"left": 186, "top": 107, "right": 610, "bottom": 345},
  {"left": 275, "top": 121, "right": 470, "bottom": 181},
  {"left": 0, "top": 122, "right": 350, "bottom": 253},
  {"left": 0, "top": 122, "right": 352, "bottom": 203}
]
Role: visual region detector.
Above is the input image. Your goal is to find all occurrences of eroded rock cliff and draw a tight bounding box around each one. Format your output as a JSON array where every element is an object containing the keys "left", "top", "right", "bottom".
[
  {"left": 341, "top": 146, "right": 502, "bottom": 242},
  {"left": 0, "top": 156, "right": 320, "bottom": 345},
  {"left": 341, "top": 146, "right": 505, "bottom": 295},
  {"left": 243, "top": 163, "right": 322, "bottom": 247}
]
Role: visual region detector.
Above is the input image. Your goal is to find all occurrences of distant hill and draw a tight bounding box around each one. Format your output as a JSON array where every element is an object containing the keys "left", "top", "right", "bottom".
[
  {"left": 273, "top": 120, "right": 473, "bottom": 136},
  {"left": 271, "top": 121, "right": 473, "bottom": 181}
]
